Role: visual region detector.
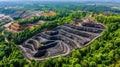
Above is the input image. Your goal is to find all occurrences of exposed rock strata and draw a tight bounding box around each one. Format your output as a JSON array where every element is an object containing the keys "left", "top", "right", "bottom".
[{"left": 20, "top": 21, "right": 105, "bottom": 61}]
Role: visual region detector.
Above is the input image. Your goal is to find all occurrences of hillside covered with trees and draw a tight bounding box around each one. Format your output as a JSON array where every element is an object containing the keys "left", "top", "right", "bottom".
[{"left": 0, "top": 1, "right": 120, "bottom": 67}]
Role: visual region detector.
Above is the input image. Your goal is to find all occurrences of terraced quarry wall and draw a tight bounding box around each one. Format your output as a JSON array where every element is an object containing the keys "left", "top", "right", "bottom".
[{"left": 19, "top": 21, "right": 105, "bottom": 61}]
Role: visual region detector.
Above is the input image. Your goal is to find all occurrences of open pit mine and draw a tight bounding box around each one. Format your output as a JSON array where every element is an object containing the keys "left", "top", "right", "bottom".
[{"left": 19, "top": 20, "right": 105, "bottom": 61}]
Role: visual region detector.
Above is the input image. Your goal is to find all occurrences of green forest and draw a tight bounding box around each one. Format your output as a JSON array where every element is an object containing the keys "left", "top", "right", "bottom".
[{"left": 0, "top": 1, "right": 120, "bottom": 67}]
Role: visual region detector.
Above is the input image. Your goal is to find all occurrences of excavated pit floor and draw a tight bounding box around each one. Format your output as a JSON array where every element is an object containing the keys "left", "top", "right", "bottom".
[{"left": 19, "top": 21, "right": 105, "bottom": 61}]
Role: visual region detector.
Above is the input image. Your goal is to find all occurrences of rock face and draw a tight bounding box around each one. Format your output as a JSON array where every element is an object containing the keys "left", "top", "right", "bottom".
[{"left": 19, "top": 21, "right": 105, "bottom": 61}]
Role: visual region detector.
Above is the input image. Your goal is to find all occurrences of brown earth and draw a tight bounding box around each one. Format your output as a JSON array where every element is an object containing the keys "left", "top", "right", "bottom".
[
  {"left": 9, "top": 20, "right": 44, "bottom": 33},
  {"left": 44, "top": 11, "right": 56, "bottom": 16}
]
